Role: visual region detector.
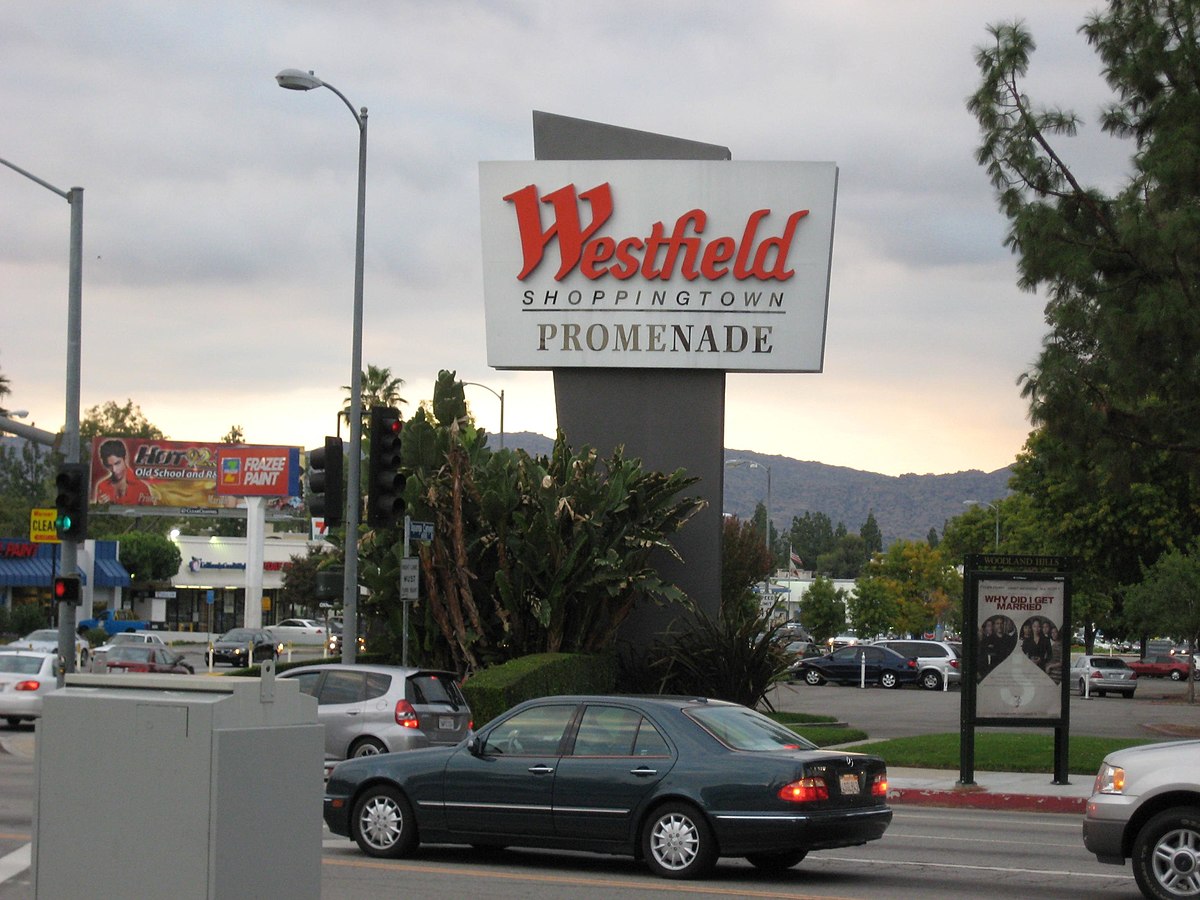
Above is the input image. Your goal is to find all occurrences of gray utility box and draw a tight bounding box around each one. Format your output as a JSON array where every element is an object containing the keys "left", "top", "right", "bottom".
[{"left": 33, "top": 667, "right": 322, "bottom": 899}]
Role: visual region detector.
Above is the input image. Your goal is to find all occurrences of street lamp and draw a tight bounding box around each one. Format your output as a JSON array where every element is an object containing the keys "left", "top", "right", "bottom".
[
  {"left": 2, "top": 156, "right": 83, "bottom": 677},
  {"left": 277, "top": 68, "right": 368, "bottom": 664},
  {"left": 963, "top": 499, "right": 1001, "bottom": 551},
  {"left": 461, "top": 382, "right": 505, "bottom": 449},
  {"left": 726, "top": 459, "right": 772, "bottom": 558}
]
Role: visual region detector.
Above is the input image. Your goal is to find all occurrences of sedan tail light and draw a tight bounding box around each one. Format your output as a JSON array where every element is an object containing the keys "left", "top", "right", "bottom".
[
  {"left": 394, "top": 699, "right": 420, "bottom": 729},
  {"left": 871, "top": 774, "right": 888, "bottom": 797},
  {"left": 15, "top": 680, "right": 42, "bottom": 692},
  {"left": 778, "top": 777, "right": 828, "bottom": 802}
]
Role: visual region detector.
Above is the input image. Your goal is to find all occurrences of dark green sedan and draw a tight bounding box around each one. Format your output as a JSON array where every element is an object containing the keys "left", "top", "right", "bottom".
[{"left": 323, "top": 694, "right": 892, "bottom": 879}]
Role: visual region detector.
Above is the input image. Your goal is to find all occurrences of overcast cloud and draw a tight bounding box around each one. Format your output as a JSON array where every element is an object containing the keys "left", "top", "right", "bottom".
[{"left": 1, "top": 1, "right": 1131, "bottom": 475}]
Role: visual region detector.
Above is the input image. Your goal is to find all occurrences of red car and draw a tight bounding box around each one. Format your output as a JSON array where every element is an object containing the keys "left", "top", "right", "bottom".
[
  {"left": 1126, "top": 655, "right": 1196, "bottom": 681},
  {"left": 105, "top": 645, "right": 194, "bottom": 675}
]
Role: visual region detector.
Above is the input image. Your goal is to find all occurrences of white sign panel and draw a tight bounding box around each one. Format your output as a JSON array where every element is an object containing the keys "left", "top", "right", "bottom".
[
  {"left": 400, "top": 557, "right": 419, "bottom": 601},
  {"left": 479, "top": 160, "right": 837, "bottom": 372}
]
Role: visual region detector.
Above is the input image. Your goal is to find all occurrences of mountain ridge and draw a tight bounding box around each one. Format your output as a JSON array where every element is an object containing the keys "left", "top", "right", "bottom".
[{"left": 501, "top": 431, "right": 1012, "bottom": 546}]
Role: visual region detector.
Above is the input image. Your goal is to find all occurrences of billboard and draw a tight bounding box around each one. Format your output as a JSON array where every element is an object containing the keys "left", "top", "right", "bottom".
[
  {"left": 90, "top": 437, "right": 302, "bottom": 511},
  {"left": 479, "top": 160, "right": 837, "bottom": 372}
]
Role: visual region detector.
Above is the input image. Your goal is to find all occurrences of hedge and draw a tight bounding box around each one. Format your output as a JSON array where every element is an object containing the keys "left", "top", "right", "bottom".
[{"left": 461, "top": 653, "right": 618, "bottom": 728}]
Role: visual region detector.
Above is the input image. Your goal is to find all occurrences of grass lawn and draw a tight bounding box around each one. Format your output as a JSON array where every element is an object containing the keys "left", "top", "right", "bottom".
[{"left": 850, "top": 732, "right": 1157, "bottom": 774}]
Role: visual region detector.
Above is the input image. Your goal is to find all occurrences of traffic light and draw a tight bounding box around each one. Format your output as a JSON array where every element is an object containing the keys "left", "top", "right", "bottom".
[
  {"left": 53, "top": 575, "right": 82, "bottom": 604},
  {"left": 308, "top": 436, "right": 344, "bottom": 528},
  {"left": 367, "top": 405, "right": 405, "bottom": 528},
  {"left": 54, "top": 462, "right": 90, "bottom": 541}
]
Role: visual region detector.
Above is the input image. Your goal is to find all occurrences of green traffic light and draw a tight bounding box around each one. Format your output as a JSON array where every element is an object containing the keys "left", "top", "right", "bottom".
[{"left": 56, "top": 514, "right": 72, "bottom": 530}]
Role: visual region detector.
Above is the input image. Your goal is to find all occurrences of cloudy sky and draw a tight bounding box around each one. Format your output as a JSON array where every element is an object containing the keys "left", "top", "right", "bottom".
[{"left": 2, "top": 1, "right": 1131, "bottom": 476}]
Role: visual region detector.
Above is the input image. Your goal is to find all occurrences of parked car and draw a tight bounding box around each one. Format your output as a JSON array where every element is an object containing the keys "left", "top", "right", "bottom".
[
  {"left": 270, "top": 618, "right": 327, "bottom": 645},
  {"left": 278, "top": 664, "right": 471, "bottom": 760},
  {"left": 12, "top": 628, "right": 90, "bottom": 666},
  {"left": 795, "top": 644, "right": 919, "bottom": 688},
  {"left": 205, "top": 628, "right": 282, "bottom": 667},
  {"left": 1071, "top": 655, "right": 1138, "bottom": 698},
  {"left": 105, "top": 645, "right": 194, "bottom": 675},
  {"left": 90, "top": 631, "right": 167, "bottom": 668},
  {"left": 0, "top": 651, "right": 61, "bottom": 727},
  {"left": 1082, "top": 739, "right": 1200, "bottom": 899},
  {"left": 1127, "top": 655, "right": 1197, "bottom": 682},
  {"left": 871, "top": 639, "right": 962, "bottom": 691},
  {"left": 323, "top": 694, "right": 892, "bottom": 878},
  {"left": 77, "top": 608, "right": 152, "bottom": 636}
]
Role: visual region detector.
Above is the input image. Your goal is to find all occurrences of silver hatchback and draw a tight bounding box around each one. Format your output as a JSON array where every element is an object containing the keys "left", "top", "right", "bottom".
[
  {"left": 1071, "top": 655, "right": 1138, "bottom": 698},
  {"left": 279, "top": 663, "right": 472, "bottom": 760}
]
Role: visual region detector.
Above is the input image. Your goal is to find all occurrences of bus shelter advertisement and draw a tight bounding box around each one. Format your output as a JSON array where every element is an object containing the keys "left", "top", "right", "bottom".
[{"left": 975, "top": 578, "right": 1066, "bottom": 719}]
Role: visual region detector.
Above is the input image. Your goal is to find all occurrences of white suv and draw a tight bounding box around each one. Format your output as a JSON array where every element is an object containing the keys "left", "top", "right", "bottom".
[
  {"left": 1083, "top": 739, "right": 1200, "bottom": 899},
  {"left": 871, "top": 639, "right": 962, "bottom": 691}
]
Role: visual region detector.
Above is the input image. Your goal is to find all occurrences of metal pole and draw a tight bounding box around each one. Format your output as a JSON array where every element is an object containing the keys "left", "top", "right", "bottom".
[
  {"left": 58, "top": 187, "right": 83, "bottom": 672},
  {"left": 342, "top": 106, "right": 367, "bottom": 665},
  {"left": 993, "top": 505, "right": 1001, "bottom": 551},
  {"left": 1, "top": 160, "right": 83, "bottom": 679}
]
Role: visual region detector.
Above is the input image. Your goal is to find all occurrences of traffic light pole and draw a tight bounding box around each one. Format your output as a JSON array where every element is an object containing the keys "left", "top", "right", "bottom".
[{"left": 2, "top": 158, "right": 85, "bottom": 681}]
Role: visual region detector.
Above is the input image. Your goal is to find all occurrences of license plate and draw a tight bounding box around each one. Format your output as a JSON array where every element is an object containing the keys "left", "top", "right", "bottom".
[
  {"left": 439, "top": 716, "right": 455, "bottom": 731},
  {"left": 840, "top": 773, "right": 860, "bottom": 795}
]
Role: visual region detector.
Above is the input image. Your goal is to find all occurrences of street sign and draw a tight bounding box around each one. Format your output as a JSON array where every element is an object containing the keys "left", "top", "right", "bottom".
[
  {"left": 30, "top": 508, "right": 59, "bottom": 543},
  {"left": 408, "top": 520, "right": 434, "bottom": 543},
  {"left": 400, "top": 557, "right": 419, "bottom": 601}
]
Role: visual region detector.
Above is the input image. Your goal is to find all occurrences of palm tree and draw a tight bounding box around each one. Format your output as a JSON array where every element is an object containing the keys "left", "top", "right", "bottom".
[{"left": 341, "top": 364, "right": 406, "bottom": 431}]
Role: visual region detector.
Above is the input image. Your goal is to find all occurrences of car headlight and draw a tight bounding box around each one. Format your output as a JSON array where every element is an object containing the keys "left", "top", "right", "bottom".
[{"left": 1094, "top": 762, "right": 1125, "bottom": 794}]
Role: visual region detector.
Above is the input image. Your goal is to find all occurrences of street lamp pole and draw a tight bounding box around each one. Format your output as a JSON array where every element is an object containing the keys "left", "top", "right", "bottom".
[
  {"left": 2, "top": 156, "right": 83, "bottom": 676},
  {"left": 276, "top": 69, "right": 368, "bottom": 663},
  {"left": 963, "top": 499, "right": 1001, "bottom": 551},
  {"left": 461, "top": 381, "right": 505, "bottom": 449}
]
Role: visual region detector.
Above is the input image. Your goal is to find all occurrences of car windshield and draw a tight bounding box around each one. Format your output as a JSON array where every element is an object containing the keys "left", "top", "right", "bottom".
[
  {"left": 25, "top": 630, "right": 56, "bottom": 642},
  {"left": 1091, "top": 658, "right": 1129, "bottom": 669},
  {"left": 686, "top": 705, "right": 818, "bottom": 752},
  {"left": 0, "top": 655, "right": 44, "bottom": 674},
  {"left": 220, "top": 630, "right": 254, "bottom": 642}
]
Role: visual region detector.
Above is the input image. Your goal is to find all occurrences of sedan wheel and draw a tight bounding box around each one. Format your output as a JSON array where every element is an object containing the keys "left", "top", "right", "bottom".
[
  {"left": 351, "top": 785, "right": 418, "bottom": 859},
  {"left": 1132, "top": 807, "right": 1200, "bottom": 900},
  {"left": 1170, "top": 670, "right": 1183, "bottom": 681},
  {"left": 641, "top": 802, "right": 716, "bottom": 879},
  {"left": 745, "top": 850, "right": 807, "bottom": 871},
  {"left": 804, "top": 668, "right": 825, "bottom": 686},
  {"left": 350, "top": 737, "right": 387, "bottom": 758},
  {"left": 880, "top": 671, "right": 899, "bottom": 689}
]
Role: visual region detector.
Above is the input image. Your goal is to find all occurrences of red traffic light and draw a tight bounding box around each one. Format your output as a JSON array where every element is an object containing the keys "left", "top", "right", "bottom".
[{"left": 53, "top": 575, "right": 82, "bottom": 603}]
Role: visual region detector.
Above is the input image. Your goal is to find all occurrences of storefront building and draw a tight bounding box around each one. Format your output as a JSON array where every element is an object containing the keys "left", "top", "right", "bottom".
[
  {"left": 165, "top": 532, "right": 326, "bottom": 633},
  {"left": 0, "top": 537, "right": 132, "bottom": 623}
]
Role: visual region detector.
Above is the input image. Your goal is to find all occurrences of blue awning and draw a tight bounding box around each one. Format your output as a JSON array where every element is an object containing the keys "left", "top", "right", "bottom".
[
  {"left": 94, "top": 556, "right": 132, "bottom": 588},
  {"left": 0, "top": 556, "right": 58, "bottom": 588}
]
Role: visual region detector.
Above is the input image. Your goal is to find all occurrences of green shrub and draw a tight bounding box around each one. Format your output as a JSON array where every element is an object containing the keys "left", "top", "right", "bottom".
[
  {"left": 646, "top": 600, "right": 792, "bottom": 710},
  {"left": 462, "top": 653, "right": 617, "bottom": 728},
  {"left": 84, "top": 628, "right": 108, "bottom": 647}
]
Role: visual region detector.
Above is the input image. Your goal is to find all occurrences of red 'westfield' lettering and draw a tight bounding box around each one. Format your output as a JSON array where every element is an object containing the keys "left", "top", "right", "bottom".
[{"left": 503, "top": 182, "right": 809, "bottom": 283}]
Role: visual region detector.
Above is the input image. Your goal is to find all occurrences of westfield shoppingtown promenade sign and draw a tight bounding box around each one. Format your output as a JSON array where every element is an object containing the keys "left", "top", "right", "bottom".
[{"left": 479, "top": 160, "right": 837, "bottom": 372}]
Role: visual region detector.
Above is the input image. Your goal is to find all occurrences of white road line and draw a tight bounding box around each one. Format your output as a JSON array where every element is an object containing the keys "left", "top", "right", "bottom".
[
  {"left": 818, "top": 853, "right": 1132, "bottom": 881},
  {"left": 0, "top": 843, "right": 30, "bottom": 885}
]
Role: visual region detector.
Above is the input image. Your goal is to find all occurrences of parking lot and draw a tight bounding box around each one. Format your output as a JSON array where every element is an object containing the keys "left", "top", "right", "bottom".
[{"left": 766, "top": 670, "right": 1200, "bottom": 741}]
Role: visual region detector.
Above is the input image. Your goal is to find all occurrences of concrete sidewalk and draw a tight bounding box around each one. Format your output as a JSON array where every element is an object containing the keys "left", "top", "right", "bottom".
[
  {"left": 885, "top": 765, "right": 1090, "bottom": 813},
  {"left": 0, "top": 729, "right": 1091, "bottom": 813}
]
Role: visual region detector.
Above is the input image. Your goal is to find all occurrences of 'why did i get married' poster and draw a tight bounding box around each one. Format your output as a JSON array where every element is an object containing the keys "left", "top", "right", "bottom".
[{"left": 975, "top": 579, "right": 1065, "bottom": 718}]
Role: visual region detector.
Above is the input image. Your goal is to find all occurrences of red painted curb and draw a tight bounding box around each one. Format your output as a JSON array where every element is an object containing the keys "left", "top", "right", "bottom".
[{"left": 888, "top": 788, "right": 1085, "bottom": 814}]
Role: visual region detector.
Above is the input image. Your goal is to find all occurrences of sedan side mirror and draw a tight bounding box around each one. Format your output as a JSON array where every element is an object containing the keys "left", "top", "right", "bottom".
[{"left": 468, "top": 734, "right": 484, "bottom": 757}]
